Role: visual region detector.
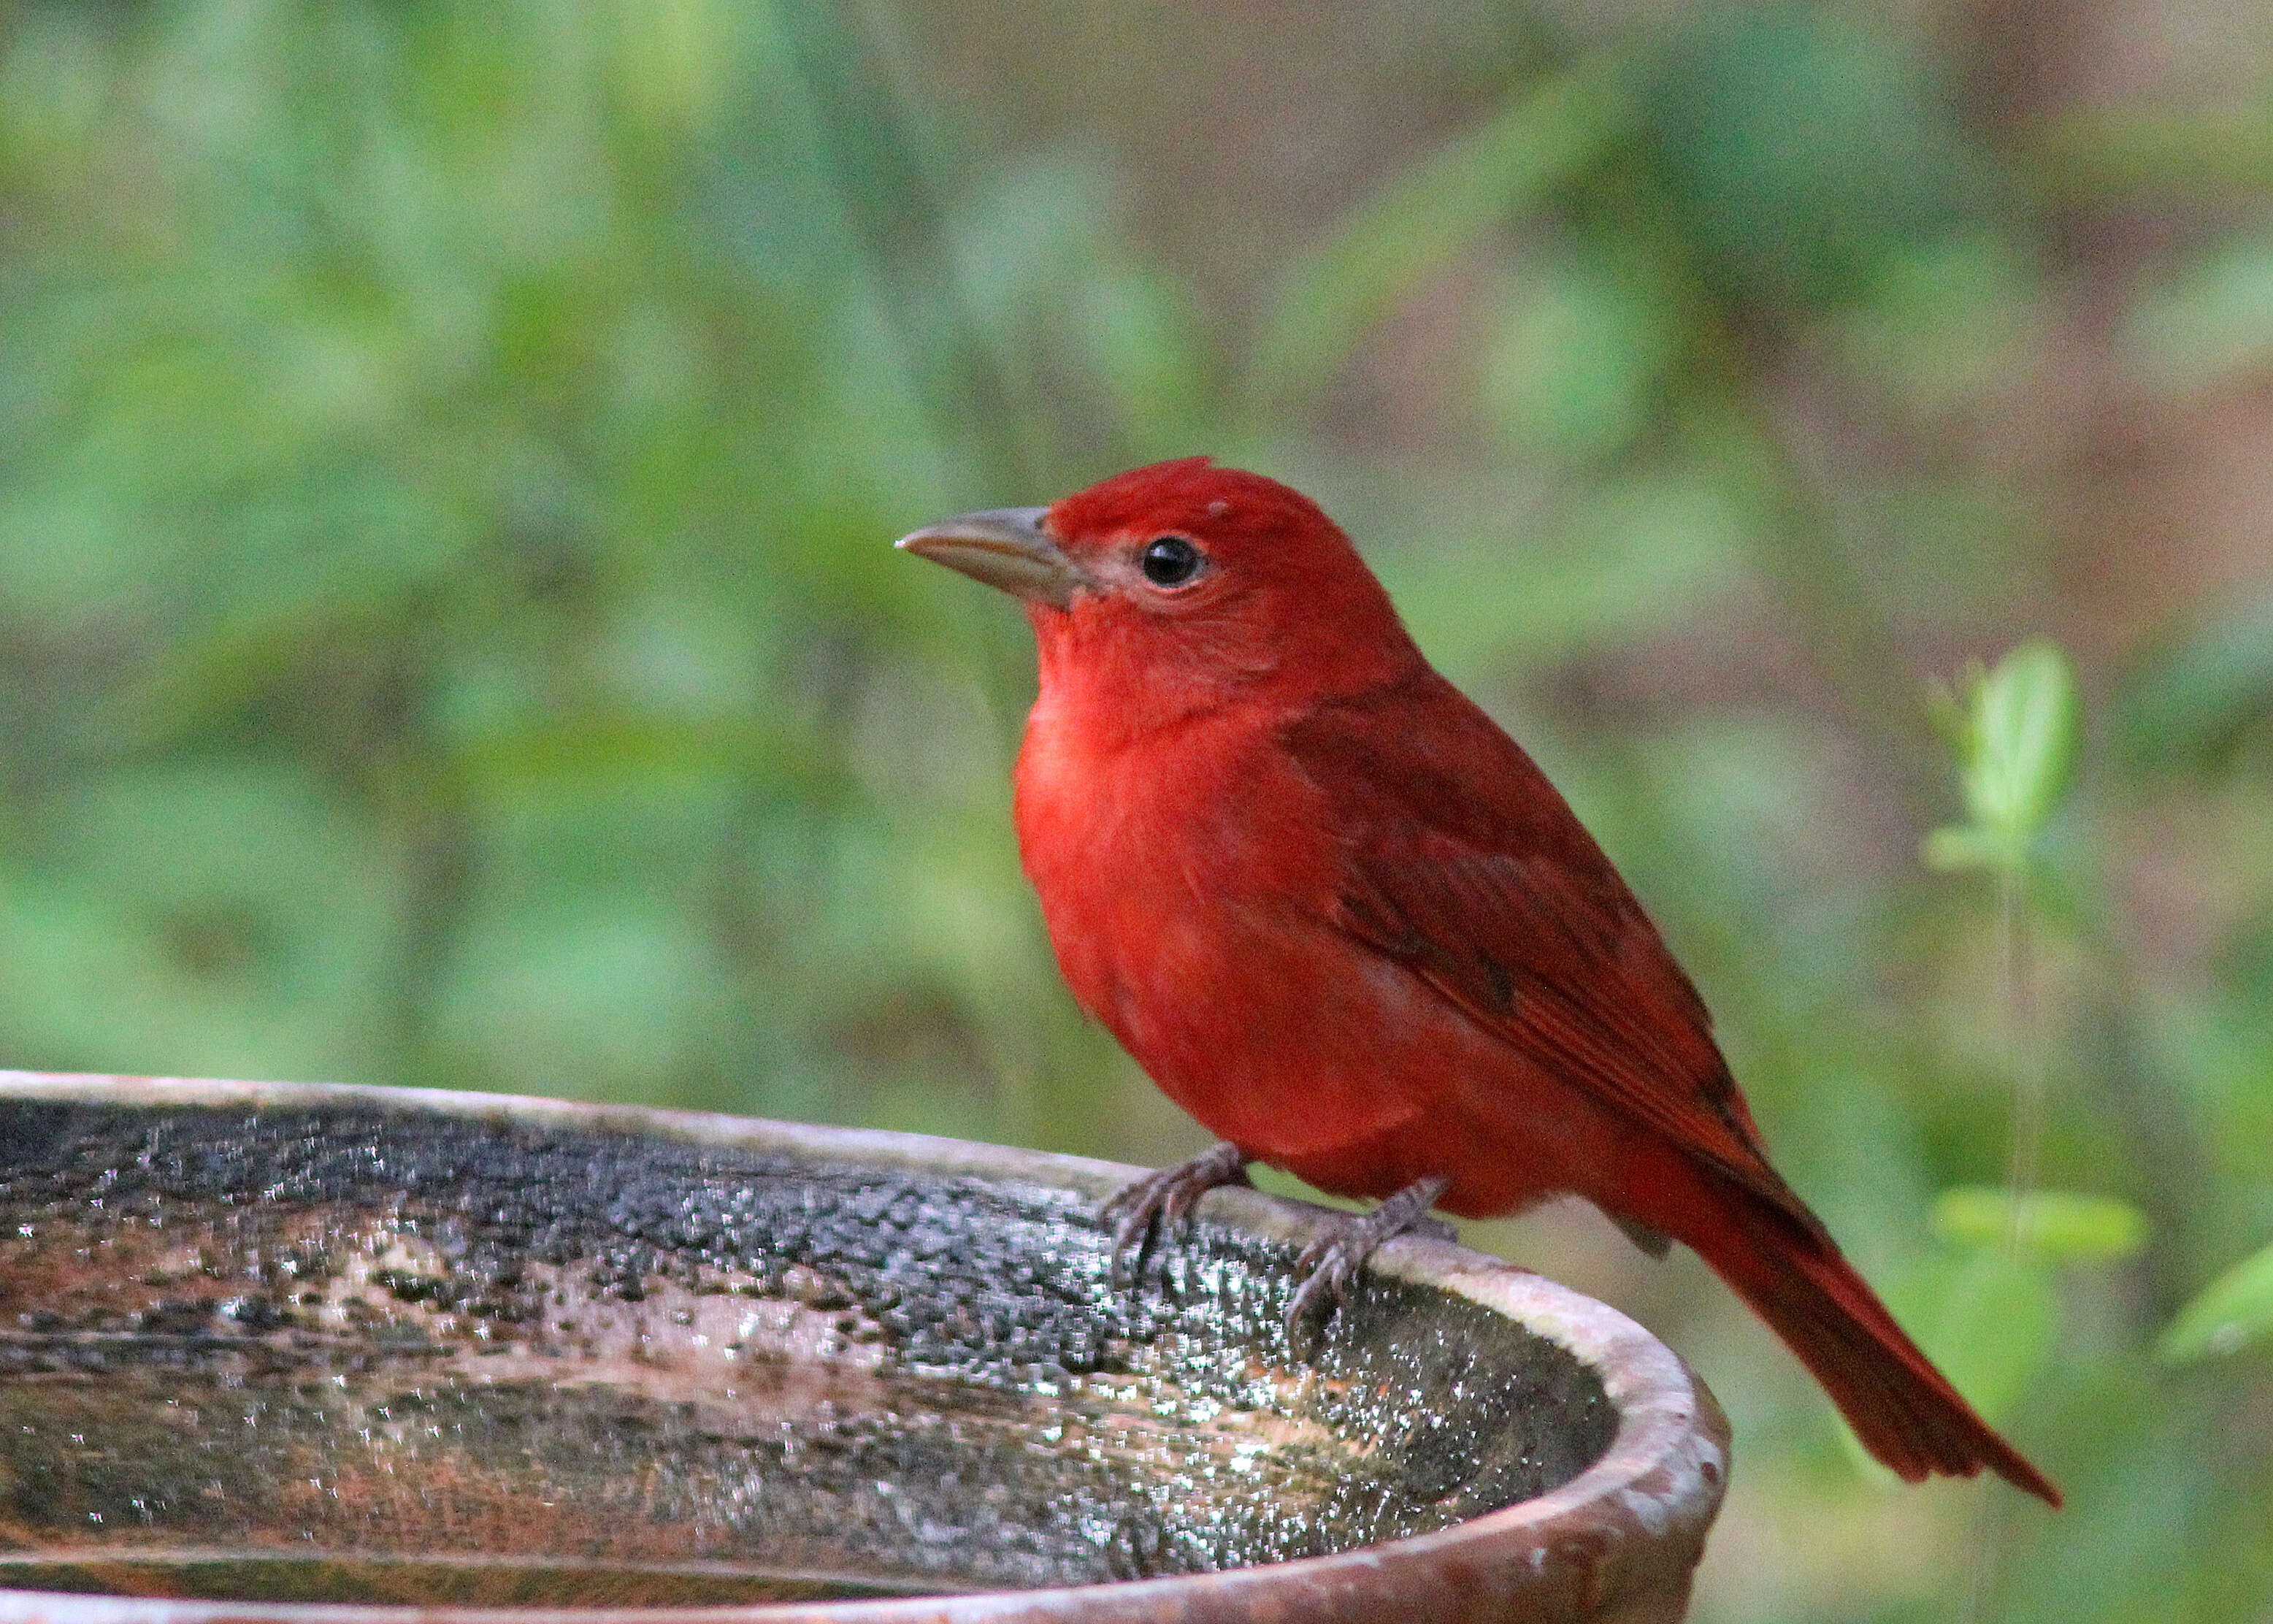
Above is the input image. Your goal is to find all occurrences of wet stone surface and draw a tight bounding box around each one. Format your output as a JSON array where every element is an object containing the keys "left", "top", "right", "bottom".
[{"left": 0, "top": 1102, "right": 1614, "bottom": 1603}]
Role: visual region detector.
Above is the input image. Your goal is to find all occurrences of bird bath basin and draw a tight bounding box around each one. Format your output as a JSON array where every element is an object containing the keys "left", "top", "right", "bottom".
[{"left": 0, "top": 1073, "right": 1726, "bottom": 1623}]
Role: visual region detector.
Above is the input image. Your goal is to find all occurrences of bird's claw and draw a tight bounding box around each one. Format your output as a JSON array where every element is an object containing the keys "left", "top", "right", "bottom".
[
  {"left": 1285, "top": 1230, "right": 1362, "bottom": 1341},
  {"left": 1100, "top": 1141, "right": 1251, "bottom": 1287},
  {"left": 1282, "top": 1174, "right": 1454, "bottom": 1350}
]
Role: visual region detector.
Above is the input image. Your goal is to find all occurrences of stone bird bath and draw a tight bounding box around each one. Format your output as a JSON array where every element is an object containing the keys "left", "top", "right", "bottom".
[{"left": 0, "top": 1073, "right": 1727, "bottom": 1622}]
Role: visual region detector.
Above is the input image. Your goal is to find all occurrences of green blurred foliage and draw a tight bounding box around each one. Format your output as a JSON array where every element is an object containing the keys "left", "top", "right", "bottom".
[
  {"left": 1933, "top": 1185, "right": 2150, "bottom": 1263},
  {"left": 0, "top": 1, "right": 2270, "bottom": 1620},
  {"left": 1923, "top": 640, "right": 2081, "bottom": 878},
  {"left": 1638, "top": 8, "right": 1995, "bottom": 310},
  {"left": 2161, "top": 1240, "right": 2273, "bottom": 1363}
]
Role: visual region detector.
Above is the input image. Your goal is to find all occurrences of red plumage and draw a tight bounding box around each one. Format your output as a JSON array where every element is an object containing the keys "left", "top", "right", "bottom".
[{"left": 901, "top": 456, "right": 2060, "bottom": 1506}]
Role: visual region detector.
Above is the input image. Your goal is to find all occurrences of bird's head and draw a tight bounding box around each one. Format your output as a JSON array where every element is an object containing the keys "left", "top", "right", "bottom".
[{"left": 896, "top": 458, "right": 1417, "bottom": 713}]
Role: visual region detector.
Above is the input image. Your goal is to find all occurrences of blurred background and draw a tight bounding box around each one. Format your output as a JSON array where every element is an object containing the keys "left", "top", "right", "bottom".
[{"left": 1, "top": 0, "right": 2269, "bottom": 1617}]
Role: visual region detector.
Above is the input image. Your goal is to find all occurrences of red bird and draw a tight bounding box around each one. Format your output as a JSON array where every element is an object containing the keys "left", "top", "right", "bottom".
[{"left": 898, "top": 457, "right": 2060, "bottom": 1505}]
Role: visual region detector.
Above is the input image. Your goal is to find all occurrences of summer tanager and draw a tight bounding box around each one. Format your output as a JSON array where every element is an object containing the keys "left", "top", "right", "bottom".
[{"left": 898, "top": 457, "right": 2059, "bottom": 1504}]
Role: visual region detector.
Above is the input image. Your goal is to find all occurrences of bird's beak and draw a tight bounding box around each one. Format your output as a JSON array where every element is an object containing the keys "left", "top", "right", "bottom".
[{"left": 894, "top": 506, "right": 1086, "bottom": 609}]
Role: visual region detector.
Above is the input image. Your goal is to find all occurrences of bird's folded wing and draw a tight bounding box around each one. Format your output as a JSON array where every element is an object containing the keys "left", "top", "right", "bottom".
[{"left": 1281, "top": 675, "right": 1824, "bottom": 1235}]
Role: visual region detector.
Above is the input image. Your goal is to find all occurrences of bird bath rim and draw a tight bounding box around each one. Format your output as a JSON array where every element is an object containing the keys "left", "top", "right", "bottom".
[{"left": 0, "top": 1070, "right": 1729, "bottom": 1624}]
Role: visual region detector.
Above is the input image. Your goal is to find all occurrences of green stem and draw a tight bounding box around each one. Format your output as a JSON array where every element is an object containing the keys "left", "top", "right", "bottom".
[{"left": 1999, "top": 865, "right": 2047, "bottom": 1241}]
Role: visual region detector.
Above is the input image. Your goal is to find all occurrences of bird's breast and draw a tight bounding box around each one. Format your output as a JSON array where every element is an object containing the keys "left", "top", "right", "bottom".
[{"left": 1012, "top": 703, "right": 1438, "bottom": 1158}]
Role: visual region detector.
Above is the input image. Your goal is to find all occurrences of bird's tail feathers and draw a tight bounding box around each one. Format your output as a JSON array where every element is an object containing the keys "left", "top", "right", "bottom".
[{"left": 1698, "top": 1190, "right": 2062, "bottom": 1507}]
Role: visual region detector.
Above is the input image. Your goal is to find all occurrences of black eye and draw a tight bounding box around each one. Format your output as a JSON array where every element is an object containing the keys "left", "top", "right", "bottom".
[{"left": 1138, "top": 535, "right": 1204, "bottom": 587}]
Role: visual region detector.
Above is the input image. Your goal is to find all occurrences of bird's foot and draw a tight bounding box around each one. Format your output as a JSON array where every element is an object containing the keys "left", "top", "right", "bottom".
[
  {"left": 1100, "top": 1141, "right": 1251, "bottom": 1287},
  {"left": 1286, "top": 1174, "right": 1454, "bottom": 1347}
]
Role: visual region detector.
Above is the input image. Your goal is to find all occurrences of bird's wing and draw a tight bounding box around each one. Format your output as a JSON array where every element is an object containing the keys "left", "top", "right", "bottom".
[{"left": 1280, "top": 670, "right": 1824, "bottom": 1234}]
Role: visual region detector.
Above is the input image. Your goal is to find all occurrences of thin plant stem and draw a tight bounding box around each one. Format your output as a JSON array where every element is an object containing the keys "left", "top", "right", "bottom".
[
  {"left": 1999, "top": 869, "right": 2050, "bottom": 1236},
  {"left": 1963, "top": 864, "right": 2049, "bottom": 1623}
]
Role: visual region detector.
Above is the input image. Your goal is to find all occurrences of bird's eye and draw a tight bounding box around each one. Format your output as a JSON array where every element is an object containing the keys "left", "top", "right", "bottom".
[{"left": 1138, "top": 535, "right": 1204, "bottom": 588}]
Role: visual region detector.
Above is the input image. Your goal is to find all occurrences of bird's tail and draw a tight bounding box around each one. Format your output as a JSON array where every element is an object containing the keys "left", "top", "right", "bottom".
[{"left": 1694, "top": 1188, "right": 2063, "bottom": 1506}]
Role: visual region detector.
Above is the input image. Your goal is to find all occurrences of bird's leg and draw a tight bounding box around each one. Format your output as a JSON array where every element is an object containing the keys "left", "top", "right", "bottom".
[
  {"left": 1285, "top": 1173, "right": 1454, "bottom": 1342},
  {"left": 1100, "top": 1141, "right": 1252, "bottom": 1286}
]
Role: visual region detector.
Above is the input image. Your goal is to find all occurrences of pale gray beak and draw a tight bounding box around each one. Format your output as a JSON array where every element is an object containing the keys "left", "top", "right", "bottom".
[{"left": 894, "top": 506, "right": 1086, "bottom": 609}]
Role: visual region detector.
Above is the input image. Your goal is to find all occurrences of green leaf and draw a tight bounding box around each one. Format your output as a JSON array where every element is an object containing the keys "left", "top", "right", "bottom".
[
  {"left": 1879, "top": 1246, "right": 2059, "bottom": 1428},
  {"left": 2158, "top": 1241, "right": 2273, "bottom": 1363},
  {"left": 1932, "top": 1185, "right": 2150, "bottom": 1262},
  {"left": 1847, "top": 1244, "right": 2055, "bottom": 1477},
  {"left": 1966, "top": 640, "right": 2080, "bottom": 840},
  {"left": 1926, "top": 1246, "right": 2059, "bottom": 1422},
  {"left": 1925, "top": 640, "right": 2080, "bottom": 876}
]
